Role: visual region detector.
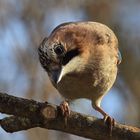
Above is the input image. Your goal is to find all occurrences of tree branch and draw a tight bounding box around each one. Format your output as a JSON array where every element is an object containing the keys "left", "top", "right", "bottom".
[{"left": 0, "top": 92, "right": 140, "bottom": 140}]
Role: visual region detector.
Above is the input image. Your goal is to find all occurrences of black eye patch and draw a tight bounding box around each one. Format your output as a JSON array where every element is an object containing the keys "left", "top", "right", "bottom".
[{"left": 62, "top": 49, "right": 80, "bottom": 65}]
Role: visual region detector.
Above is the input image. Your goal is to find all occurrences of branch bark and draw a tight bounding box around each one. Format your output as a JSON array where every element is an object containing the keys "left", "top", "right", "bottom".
[{"left": 0, "top": 92, "right": 140, "bottom": 140}]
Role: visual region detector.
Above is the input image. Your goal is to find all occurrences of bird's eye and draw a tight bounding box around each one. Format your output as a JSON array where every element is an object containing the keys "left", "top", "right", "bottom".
[{"left": 54, "top": 44, "right": 65, "bottom": 56}]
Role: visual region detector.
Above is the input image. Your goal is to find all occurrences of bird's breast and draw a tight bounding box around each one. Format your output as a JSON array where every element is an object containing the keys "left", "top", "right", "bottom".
[
  {"left": 57, "top": 73, "right": 93, "bottom": 99},
  {"left": 56, "top": 66, "right": 117, "bottom": 100}
]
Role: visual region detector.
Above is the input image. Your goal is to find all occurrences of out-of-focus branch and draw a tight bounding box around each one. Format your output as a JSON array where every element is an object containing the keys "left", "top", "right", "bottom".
[{"left": 0, "top": 92, "right": 140, "bottom": 140}]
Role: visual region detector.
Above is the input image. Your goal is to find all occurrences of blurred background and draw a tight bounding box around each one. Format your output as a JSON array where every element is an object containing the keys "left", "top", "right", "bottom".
[{"left": 0, "top": 0, "right": 140, "bottom": 140}]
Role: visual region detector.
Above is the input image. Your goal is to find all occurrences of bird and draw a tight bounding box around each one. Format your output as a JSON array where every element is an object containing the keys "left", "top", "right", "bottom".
[{"left": 38, "top": 21, "right": 122, "bottom": 133}]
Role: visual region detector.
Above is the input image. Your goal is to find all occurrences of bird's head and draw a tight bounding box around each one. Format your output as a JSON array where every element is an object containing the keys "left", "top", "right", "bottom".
[{"left": 38, "top": 23, "right": 90, "bottom": 86}]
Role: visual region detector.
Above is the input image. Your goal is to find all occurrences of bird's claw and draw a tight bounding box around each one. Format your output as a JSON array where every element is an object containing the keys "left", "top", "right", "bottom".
[
  {"left": 59, "top": 101, "right": 70, "bottom": 125},
  {"left": 60, "top": 101, "right": 70, "bottom": 117},
  {"left": 103, "top": 115, "right": 115, "bottom": 136}
]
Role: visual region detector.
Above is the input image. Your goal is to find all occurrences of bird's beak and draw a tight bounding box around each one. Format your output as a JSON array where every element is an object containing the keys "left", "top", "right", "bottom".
[
  {"left": 57, "top": 67, "right": 64, "bottom": 84},
  {"left": 50, "top": 66, "right": 64, "bottom": 84}
]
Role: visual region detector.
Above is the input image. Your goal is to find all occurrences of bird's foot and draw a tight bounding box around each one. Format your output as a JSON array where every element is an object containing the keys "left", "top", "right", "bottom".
[
  {"left": 103, "top": 115, "right": 115, "bottom": 136},
  {"left": 59, "top": 101, "right": 70, "bottom": 125},
  {"left": 60, "top": 101, "right": 70, "bottom": 116}
]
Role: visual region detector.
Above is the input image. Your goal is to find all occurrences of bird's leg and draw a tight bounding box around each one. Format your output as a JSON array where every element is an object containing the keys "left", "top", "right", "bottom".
[
  {"left": 59, "top": 100, "right": 70, "bottom": 125},
  {"left": 94, "top": 105, "right": 115, "bottom": 136}
]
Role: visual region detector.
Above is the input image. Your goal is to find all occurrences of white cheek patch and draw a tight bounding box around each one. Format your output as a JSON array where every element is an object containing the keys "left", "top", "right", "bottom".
[{"left": 57, "top": 56, "right": 85, "bottom": 84}]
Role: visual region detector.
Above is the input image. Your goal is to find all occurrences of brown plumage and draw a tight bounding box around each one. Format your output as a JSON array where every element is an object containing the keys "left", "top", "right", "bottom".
[{"left": 38, "top": 21, "right": 121, "bottom": 133}]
